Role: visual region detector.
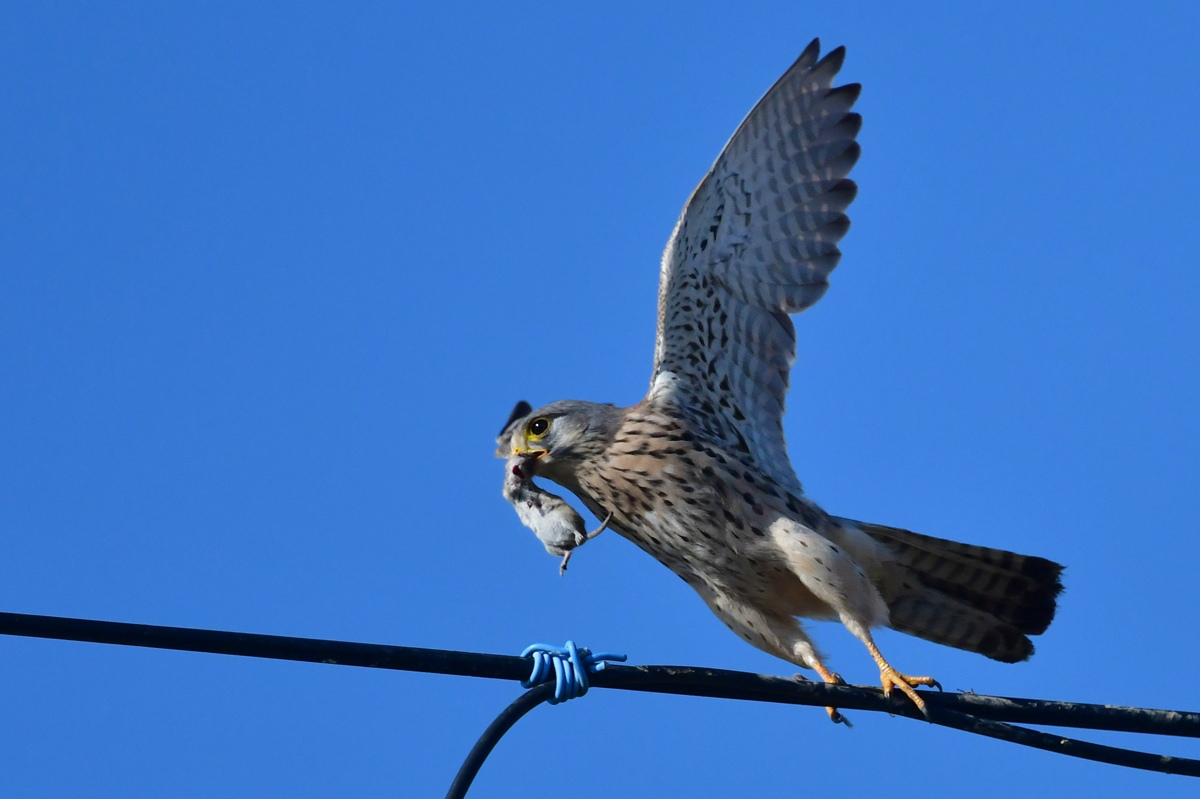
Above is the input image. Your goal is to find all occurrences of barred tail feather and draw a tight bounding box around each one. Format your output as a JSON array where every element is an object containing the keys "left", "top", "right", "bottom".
[
  {"left": 847, "top": 520, "right": 1065, "bottom": 663},
  {"left": 886, "top": 591, "right": 1037, "bottom": 663}
]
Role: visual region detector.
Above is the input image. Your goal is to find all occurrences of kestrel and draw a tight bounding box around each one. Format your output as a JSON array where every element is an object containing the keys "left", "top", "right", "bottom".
[{"left": 497, "top": 39, "right": 1063, "bottom": 720}]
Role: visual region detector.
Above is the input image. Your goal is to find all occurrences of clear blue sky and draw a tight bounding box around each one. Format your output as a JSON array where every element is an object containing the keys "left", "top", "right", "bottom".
[{"left": 2, "top": 2, "right": 1198, "bottom": 796}]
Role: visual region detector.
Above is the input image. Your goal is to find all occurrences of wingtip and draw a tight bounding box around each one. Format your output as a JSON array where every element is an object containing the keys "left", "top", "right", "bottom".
[
  {"left": 837, "top": 112, "right": 863, "bottom": 140},
  {"left": 814, "top": 44, "right": 847, "bottom": 75},
  {"left": 829, "top": 178, "right": 858, "bottom": 205},
  {"left": 826, "top": 82, "right": 861, "bottom": 104},
  {"left": 794, "top": 38, "right": 822, "bottom": 72}
]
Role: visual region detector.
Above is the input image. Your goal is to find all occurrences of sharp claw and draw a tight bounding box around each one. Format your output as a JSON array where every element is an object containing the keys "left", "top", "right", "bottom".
[
  {"left": 797, "top": 669, "right": 851, "bottom": 727},
  {"left": 879, "top": 668, "right": 937, "bottom": 719}
]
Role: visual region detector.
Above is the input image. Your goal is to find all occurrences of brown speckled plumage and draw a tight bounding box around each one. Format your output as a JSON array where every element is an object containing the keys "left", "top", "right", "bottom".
[{"left": 498, "top": 40, "right": 1063, "bottom": 711}]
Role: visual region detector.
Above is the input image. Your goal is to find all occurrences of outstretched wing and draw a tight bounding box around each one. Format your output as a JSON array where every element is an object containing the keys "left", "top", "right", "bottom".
[{"left": 647, "top": 39, "right": 860, "bottom": 491}]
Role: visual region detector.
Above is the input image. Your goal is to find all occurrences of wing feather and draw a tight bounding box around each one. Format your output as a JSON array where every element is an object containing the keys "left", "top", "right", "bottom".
[{"left": 648, "top": 40, "right": 861, "bottom": 490}]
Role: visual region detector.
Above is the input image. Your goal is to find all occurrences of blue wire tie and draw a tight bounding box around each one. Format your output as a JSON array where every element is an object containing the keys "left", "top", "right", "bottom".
[{"left": 520, "top": 641, "right": 628, "bottom": 704}]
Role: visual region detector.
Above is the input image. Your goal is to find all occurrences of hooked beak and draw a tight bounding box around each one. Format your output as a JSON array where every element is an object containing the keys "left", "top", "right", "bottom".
[{"left": 511, "top": 446, "right": 547, "bottom": 459}]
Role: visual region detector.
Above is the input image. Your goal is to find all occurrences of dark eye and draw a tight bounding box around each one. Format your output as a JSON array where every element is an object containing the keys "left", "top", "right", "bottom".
[{"left": 528, "top": 417, "right": 550, "bottom": 437}]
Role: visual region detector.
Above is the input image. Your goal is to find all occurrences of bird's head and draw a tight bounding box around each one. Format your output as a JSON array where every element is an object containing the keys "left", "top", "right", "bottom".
[{"left": 495, "top": 399, "right": 623, "bottom": 484}]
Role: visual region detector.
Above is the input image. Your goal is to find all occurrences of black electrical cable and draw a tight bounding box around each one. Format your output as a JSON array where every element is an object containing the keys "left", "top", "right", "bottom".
[
  {"left": 1, "top": 610, "right": 1198, "bottom": 787},
  {"left": 444, "top": 683, "right": 555, "bottom": 799}
]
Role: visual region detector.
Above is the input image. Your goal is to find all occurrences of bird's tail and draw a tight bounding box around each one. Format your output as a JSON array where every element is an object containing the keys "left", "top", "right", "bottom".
[{"left": 848, "top": 520, "right": 1064, "bottom": 663}]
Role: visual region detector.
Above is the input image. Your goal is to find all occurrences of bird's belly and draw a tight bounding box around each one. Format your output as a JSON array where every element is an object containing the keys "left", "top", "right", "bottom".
[
  {"left": 575, "top": 439, "right": 841, "bottom": 620},
  {"left": 617, "top": 507, "right": 835, "bottom": 619}
]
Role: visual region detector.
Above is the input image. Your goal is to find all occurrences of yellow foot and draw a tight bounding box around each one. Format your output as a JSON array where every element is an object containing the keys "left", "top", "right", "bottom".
[
  {"left": 860, "top": 637, "right": 941, "bottom": 718},
  {"left": 808, "top": 664, "right": 852, "bottom": 727},
  {"left": 879, "top": 667, "right": 940, "bottom": 717}
]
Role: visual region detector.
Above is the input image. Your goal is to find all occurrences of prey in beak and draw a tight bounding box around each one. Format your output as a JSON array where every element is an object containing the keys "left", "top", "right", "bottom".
[
  {"left": 510, "top": 446, "right": 547, "bottom": 466},
  {"left": 495, "top": 399, "right": 609, "bottom": 574}
]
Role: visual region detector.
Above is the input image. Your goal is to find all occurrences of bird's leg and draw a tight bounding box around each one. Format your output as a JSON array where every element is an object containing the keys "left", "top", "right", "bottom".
[
  {"left": 694, "top": 588, "right": 851, "bottom": 726},
  {"left": 860, "top": 636, "right": 940, "bottom": 717},
  {"left": 807, "top": 661, "right": 852, "bottom": 726}
]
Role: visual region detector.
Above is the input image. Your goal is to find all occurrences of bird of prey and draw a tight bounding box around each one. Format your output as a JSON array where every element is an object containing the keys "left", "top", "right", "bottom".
[{"left": 497, "top": 39, "right": 1063, "bottom": 720}]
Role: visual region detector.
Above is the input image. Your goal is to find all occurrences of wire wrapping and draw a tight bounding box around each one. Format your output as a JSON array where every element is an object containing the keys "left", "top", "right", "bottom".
[{"left": 520, "top": 641, "right": 627, "bottom": 703}]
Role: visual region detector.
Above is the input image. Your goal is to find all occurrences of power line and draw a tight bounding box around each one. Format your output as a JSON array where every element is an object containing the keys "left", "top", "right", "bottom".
[{"left": 2, "top": 610, "right": 1197, "bottom": 791}]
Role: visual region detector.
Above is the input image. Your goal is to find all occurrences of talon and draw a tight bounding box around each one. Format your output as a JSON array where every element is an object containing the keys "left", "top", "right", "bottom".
[
  {"left": 862, "top": 639, "right": 937, "bottom": 719},
  {"left": 895, "top": 670, "right": 940, "bottom": 692},
  {"left": 807, "top": 663, "right": 850, "bottom": 726},
  {"left": 892, "top": 671, "right": 939, "bottom": 688},
  {"left": 879, "top": 667, "right": 937, "bottom": 718}
]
